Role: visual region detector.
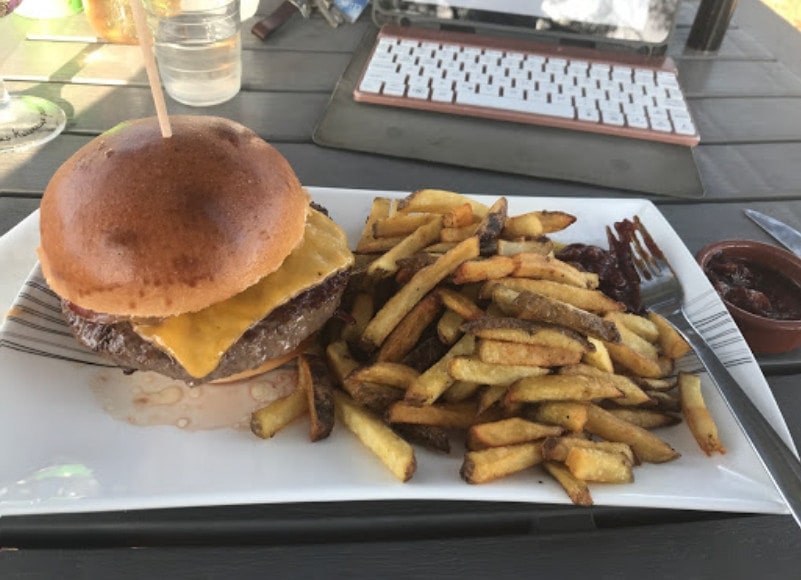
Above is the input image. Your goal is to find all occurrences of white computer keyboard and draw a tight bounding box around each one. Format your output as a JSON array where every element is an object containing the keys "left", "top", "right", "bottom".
[{"left": 354, "top": 27, "right": 700, "bottom": 147}]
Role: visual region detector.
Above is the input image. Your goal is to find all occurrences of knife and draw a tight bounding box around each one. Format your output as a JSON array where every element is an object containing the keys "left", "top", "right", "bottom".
[{"left": 743, "top": 209, "right": 801, "bottom": 257}]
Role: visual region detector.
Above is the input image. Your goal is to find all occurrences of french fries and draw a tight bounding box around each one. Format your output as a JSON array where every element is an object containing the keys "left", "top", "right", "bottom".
[
  {"left": 250, "top": 387, "right": 308, "bottom": 439},
  {"left": 301, "top": 354, "right": 336, "bottom": 442},
  {"left": 334, "top": 390, "right": 417, "bottom": 482},
  {"left": 461, "top": 442, "right": 543, "bottom": 484},
  {"left": 505, "top": 374, "right": 623, "bottom": 405},
  {"left": 360, "top": 236, "right": 480, "bottom": 352},
  {"left": 679, "top": 372, "right": 726, "bottom": 455},
  {"left": 249, "top": 188, "right": 724, "bottom": 507},
  {"left": 468, "top": 418, "right": 563, "bottom": 450}
]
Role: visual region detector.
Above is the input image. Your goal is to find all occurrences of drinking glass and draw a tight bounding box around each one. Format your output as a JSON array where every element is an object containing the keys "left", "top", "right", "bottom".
[{"left": 0, "top": 0, "right": 67, "bottom": 153}]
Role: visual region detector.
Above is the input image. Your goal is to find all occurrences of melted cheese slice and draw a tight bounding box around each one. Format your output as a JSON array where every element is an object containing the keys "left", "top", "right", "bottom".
[{"left": 133, "top": 209, "right": 353, "bottom": 379}]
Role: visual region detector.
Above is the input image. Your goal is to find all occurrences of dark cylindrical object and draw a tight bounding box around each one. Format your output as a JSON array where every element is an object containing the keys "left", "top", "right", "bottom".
[{"left": 686, "top": 0, "right": 738, "bottom": 52}]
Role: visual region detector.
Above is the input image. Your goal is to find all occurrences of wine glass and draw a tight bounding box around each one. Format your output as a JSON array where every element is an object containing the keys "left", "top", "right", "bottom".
[{"left": 1, "top": 0, "right": 67, "bottom": 153}]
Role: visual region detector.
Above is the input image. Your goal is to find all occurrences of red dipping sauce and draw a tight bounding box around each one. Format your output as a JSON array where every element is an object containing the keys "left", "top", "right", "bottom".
[{"left": 704, "top": 254, "right": 801, "bottom": 321}]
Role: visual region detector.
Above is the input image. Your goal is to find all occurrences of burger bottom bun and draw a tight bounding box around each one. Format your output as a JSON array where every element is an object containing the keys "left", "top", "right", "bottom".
[{"left": 62, "top": 269, "right": 349, "bottom": 385}]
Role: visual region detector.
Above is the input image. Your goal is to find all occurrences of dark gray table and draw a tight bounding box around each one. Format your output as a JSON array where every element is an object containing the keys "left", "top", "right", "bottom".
[{"left": 2, "top": 1, "right": 801, "bottom": 577}]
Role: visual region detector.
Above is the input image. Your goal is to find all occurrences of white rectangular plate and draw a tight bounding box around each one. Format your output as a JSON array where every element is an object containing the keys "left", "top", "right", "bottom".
[{"left": 0, "top": 188, "right": 790, "bottom": 517}]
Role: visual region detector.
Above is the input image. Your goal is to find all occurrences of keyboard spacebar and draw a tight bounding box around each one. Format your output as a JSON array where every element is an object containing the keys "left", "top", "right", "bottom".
[{"left": 455, "top": 92, "right": 575, "bottom": 119}]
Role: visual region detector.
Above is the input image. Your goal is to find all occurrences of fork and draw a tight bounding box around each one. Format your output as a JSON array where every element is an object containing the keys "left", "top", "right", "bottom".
[{"left": 617, "top": 216, "right": 801, "bottom": 529}]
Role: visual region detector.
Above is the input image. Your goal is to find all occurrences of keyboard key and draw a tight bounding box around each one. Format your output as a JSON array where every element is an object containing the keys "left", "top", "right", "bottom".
[
  {"left": 382, "top": 83, "right": 406, "bottom": 97},
  {"left": 601, "top": 110, "right": 625, "bottom": 126},
  {"left": 656, "top": 71, "right": 680, "bottom": 88},
  {"left": 625, "top": 113, "right": 649, "bottom": 129},
  {"left": 359, "top": 77, "right": 383, "bottom": 94},
  {"left": 577, "top": 107, "right": 600, "bottom": 123},
  {"left": 504, "top": 86, "right": 525, "bottom": 100},
  {"left": 407, "top": 86, "right": 430, "bottom": 100},
  {"left": 432, "top": 88, "right": 454, "bottom": 103},
  {"left": 650, "top": 116, "right": 673, "bottom": 132},
  {"left": 672, "top": 117, "right": 697, "bottom": 136}
]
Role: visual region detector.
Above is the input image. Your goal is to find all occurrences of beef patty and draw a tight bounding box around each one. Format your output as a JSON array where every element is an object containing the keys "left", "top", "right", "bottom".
[{"left": 62, "top": 269, "right": 349, "bottom": 385}]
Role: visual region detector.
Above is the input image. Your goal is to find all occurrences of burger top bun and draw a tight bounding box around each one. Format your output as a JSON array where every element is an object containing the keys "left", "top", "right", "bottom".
[{"left": 38, "top": 116, "right": 309, "bottom": 318}]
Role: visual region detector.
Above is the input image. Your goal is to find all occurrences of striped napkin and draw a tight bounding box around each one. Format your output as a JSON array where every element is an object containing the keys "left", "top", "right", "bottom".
[{"left": 1, "top": 265, "right": 114, "bottom": 368}]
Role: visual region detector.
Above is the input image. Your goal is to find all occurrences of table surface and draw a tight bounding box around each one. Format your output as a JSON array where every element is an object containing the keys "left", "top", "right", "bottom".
[{"left": 2, "top": 0, "right": 801, "bottom": 577}]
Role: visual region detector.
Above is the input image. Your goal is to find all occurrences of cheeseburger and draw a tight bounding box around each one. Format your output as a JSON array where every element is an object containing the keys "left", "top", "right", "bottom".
[{"left": 38, "top": 116, "right": 354, "bottom": 384}]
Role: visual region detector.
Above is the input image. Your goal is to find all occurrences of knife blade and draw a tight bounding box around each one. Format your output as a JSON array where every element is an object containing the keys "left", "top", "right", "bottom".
[{"left": 744, "top": 209, "right": 801, "bottom": 257}]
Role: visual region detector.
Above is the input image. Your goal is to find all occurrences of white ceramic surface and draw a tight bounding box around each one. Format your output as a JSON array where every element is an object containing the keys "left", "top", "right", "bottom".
[{"left": 0, "top": 188, "right": 791, "bottom": 517}]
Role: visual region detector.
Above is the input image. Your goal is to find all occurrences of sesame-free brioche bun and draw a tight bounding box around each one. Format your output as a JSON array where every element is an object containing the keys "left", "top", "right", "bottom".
[{"left": 38, "top": 115, "right": 309, "bottom": 318}]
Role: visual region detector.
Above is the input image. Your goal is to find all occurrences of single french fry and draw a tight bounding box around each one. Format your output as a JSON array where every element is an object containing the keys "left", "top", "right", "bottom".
[
  {"left": 607, "top": 312, "right": 659, "bottom": 343},
  {"left": 631, "top": 376, "right": 678, "bottom": 391},
  {"left": 565, "top": 447, "right": 634, "bottom": 483},
  {"left": 606, "top": 407, "right": 682, "bottom": 430},
  {"left": 346, "top": 362, "right": 420, "bottom": 390},
  {"left": 541, "top": 436, "right": 636, "bottom": 465},
  {"left": 645, "top": 389, "right": 681, "bottom": 413},
  {"left": 387, "top": 400, "right": 478, "bottom": 429},
  {"left": 505, "top": 374, "right": 622, "bottom": 404},
  {"left": 441, "top": 223, "right": 479, "bottom": 243},
  {"left": 468, "top": 417, "right": 563, "bottom": 450},
  {"left": 585, "top": 404, "right": 680, "bottom": 463},
  {"left": 496, "top": 238, "right": 553, "bottom": 256},
  {"left": 461, "top": 316, "right": 593, "bottom": 354},
  {"left": 333, "top": 390, "right": 416, "bottom": 482},
  {"left": 405, "top": 334, "right": 476, "bottom": 406},
  {"left": 460, "top": 442, "right": 543, "bottom": 484},
  {"left": 423, "top": 242, "right": 458, "bottom": 253},
  {"left": 648, "top": 311, "right": 691, "bottom": 359},
  {"left": 392, "top": 423, "right": 451, "bottom": 454},
  {"left": 250, "top": 387, "right": 309, "bottom": 439},
  {"left": 477, "top": 339, "right": 583, "bottom": 368},
  {"left": 341, "top": 292, "right": 374, "bottom": 345},
  {"left": 448, "top": 356, "right": 549, "bottom": 386},
  {"left": 607, "top": 315, "right": 660, "bottom": 360},
  {"left": 356, "top": 197, "right": 398, "bottom": 253},
  {"left": 367, "top": 217, "right": 443, "bottom": 278},
  {"left": 372, "top": 213, "right": 436, "bottom": 238},
  {"left": 361, "top": 236, "right": 480, "bottom": 352},
  {"left": 453, "top": 256, "right": 516, "bottom": 284},
  {"left": 437, "top": 309, "right": 465, "bottom": 345},
  {"left": 543, "top": 461, "right": 593, "bottom": 506},
  {"left": 474, "top": 197, "right": 508, "bottom": 251},
  {"left": 442, "top": 380, "right": 482, "bottom": 403},
  {"left": 397, "top": 189, "right": 490, "bottom": 217},
  {"left": 604, "top": 341, "right": 664, "bottom": 378},
  {"left": 529, "top": 402, "right": 590, "bottom": 432},
  {"left": 442, "top": 203, "right": 475, "bottom": 228},
  {"left": 502, "top": 212, "right": 543, "bottom": 238},
  {"left": 533, "top": 210, "right": 577, "bottom": 233},
  {"left": 352, "top": 382, "right": 405, "bottom": 413},
  {"left": 478, "top": 385, "right": 507, "bottom": 414},
  {"left": 376, "top": 292, "right": 442, "bottom": 362},
  {"left": 492, "top": 286, "right": 620, "bottom": 343},
  {"left": 437, "top": 287, "right": 485, "bottom": 321},
  {"left": 490, "top": 278, "right": 624, "bottom": 314},
  {"left": 301, "top": 354, "right": 335, "bottom": 442},
  {"left": 511, "top": 253, "right": 599, "bottom": 289},
  {"left": 558, "top": 364, "right": 652, "bottom": 406},
  {"left": 582, "top": 336, "right": 615, "bottom": 373},
  {"left": 679, "top": 372, "right": 726, "bottom": 456},
  {"left": 325, "top": 340, "right": 360, "bottom": 387},
  {"left": 327, "top": 342, "right": 401, "bottom": 411}
]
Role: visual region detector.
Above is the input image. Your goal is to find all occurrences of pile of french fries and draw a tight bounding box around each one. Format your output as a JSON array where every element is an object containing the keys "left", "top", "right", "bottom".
[{"left": 250, "top": 189, "right": 726, "bottom": 506}]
